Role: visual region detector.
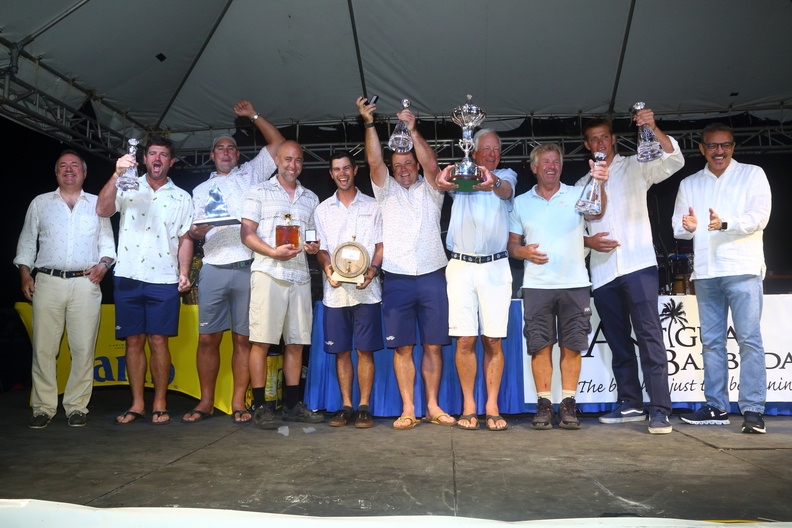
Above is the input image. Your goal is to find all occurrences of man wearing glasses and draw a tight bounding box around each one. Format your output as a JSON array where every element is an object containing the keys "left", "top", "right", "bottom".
[
  {"left": 577, "top": 109, "right": 684, "bottom": 434},
  {"left": 672, "top": 123, "right": 772, "bottom": 434}
]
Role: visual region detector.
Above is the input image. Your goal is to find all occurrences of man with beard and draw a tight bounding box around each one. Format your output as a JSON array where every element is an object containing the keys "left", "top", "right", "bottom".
[
  {"left": 435, "top": 129, "right": 516, "bottom": 431},
  {"left": 356, "top": 96, "right": 454, "bottom": 429},
  {"left": 315, "top": 150, "right": 384, "bottom": 428},
  {"left": 673, "top": 123, "right": 771, "bottom": 434},
  {"left": 241, "top": 140, "right": 322, "bottom": 429},
  {"left": 97, "top": 136, "right": 194, "bottom": 424},
  {"left": 182, "top": 100, "right": 284, "bottom": 424}
]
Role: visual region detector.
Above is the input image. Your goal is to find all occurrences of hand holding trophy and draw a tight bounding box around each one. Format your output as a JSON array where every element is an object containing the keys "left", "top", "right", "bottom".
[
  {"left": 388, "top": 99, "right": 414, "bottom": 153},
  {"left": 451, "top": 95, "right": 487, "bottom": 192},
  {"left": 632, "top": 102, "right": 663, "bottom": 163},
  {"left": 116, "top": 138, "right": 140, "bottom": 191},
  {"left": 575, "top": 152, "right": 606, "bottom": 215}
]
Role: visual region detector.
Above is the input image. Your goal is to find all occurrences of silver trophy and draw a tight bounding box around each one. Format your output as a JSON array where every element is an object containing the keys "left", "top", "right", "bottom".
[
  {"left": 116, "top": 138, "right": 140, "bottom": 191},
  {"left": 193, "top": 183, "right": 241, "bottom": 226},
  {"left": 387, "top": 99, "right": 414, "bottom": 153},
  {"left": 631, "top": 102, "right": 663, "bottom": 163},
  {"left": 452, "top": 95, "right": 487, "bottom": 192},
  {"left": 575, "top": 152, "right": 606, "bottom": 215}
]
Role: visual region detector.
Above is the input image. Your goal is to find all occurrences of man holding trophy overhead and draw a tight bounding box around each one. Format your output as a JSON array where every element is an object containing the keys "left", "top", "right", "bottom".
[
  {"left": 575, "top": 106, "right": 684, "bottom": 434},
  {"left": 356, "top": 95, "right": 454, "bottom": 430},
  {"left": 435, "top": 96, "right": 517, "bottom": 431},
  {"left": 182, "top": 100, "right": 285, "bottom": 424}
]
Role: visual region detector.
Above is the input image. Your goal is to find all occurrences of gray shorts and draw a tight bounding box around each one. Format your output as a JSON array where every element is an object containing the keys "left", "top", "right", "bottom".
[
  {"left": 521, "top": 287, "right": 592, "bottom": 354},
  {"left": 197, "top": 263, "right": 252, "bottom": 335}
]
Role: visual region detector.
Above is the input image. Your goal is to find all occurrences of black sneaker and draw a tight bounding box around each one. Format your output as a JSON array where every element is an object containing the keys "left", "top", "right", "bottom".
[
  {"left": 28, "top": 413, "right": 52, "bottom": 429},
  {"left": 558, "top": 397, "right": 581, "bottom": 430},
  {"left": 252, "top": 405, "right": 279, "bottom": 430},
  {"left": 67, "top": 411, "right": 87, "bottom": 427},
  {"left": 680, "top": 404, "right": 730, "bottom": 425},
  {"left": 354, "top": 406, "right": 374, "bottom": 429},
  {"left": 531, "top": 397, "right": 554, "bottom": 430},
  {"left": 741, "top": 411, "right": 766, "bottom": 434},
  {"left": 599, "top": 401, "right": 646, "bottom": 423},
  {"left": 282, "top": 401, "right": 324, "bottom": 423},
  {"left": 328, "top": 406, "right": 354, "bottom": 427},
  {"left": 648, "top": 409, "right": 672, "bottom": 434}
]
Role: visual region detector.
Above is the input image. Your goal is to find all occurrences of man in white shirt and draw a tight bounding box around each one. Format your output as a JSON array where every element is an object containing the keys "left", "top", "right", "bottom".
[
  {"left": 356, "top": 96, "right": 454, "bottom": 430},
  {"left": 15, "top": 150, "right": 116, "bottom": 428},
  {"left": 672, "top": 123, "right": 772, "bottom": 434},
  {"left": 182, "top": 100, "right": 284, "bottom": 425},
  {"left": 97, "top": 136, "right": 194, "bottom": 425},
  {"left": 435, "top": 130, "right": 516, "bottom": 432},
  {"left": 315, "top": 150, "right": 384, "bottom": 428},
  {"left": 576, "top": 109, "right": 684, "bottom": 434}
]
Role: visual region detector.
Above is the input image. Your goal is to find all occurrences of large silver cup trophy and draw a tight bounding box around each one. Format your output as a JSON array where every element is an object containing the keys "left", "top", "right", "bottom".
[
  {"left": 631, "top": 102, "right": 663, "bottom": 163},
  {"left": 387, "top": 99, "right": 414, "bottom": 153},
  {"left": 116, "top": 138, "right": 140, "bottom": 191},
  {"left": 451, "top": 95, "right": 487, "bottom": 192},
  {"left": 575, "top": 152, "right": 606, "bottom": 215}
]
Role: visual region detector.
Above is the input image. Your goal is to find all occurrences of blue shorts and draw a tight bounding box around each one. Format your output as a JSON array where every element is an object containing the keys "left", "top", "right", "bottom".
[
  {"left": 382, "top": 268, "right": 450, "bottom": 348},
  {"left": 323, "top": 303, "right": 384, "bottom": 354},
  {"left": 114, "top": 277, "right": 181, "bottom": 338}
]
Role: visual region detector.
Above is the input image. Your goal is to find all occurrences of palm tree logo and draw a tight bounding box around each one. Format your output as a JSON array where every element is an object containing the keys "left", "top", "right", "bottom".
[{"left": 659, "top": 298, "right": 688, "bottom": 346}]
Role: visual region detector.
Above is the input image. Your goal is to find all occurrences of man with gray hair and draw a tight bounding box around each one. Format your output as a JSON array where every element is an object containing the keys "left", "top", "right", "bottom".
[
  {"left": 182, "top": 100, "right": 285, "bottom": 424},
  {"left": 436, "top": 129, "right": 517, "bottom": 431}
]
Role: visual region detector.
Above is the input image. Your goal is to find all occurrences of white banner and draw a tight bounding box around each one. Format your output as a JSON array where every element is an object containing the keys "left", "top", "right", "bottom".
[{"left": 523, "top": 294, "right": 792, "bottom": 404}]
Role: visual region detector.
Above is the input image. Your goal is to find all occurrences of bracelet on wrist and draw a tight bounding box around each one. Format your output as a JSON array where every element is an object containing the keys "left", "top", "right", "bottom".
[{"left": 363, "top": 122, "right": 375, "bottom": 129}]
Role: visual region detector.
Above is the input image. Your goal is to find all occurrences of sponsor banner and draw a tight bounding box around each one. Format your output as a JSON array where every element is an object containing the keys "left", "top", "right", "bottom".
[{"left": 522, "top": 295, "right": 792, "bottom": 404}]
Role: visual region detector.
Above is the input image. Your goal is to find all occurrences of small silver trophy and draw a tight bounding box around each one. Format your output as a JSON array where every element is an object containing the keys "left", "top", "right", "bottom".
[
  {"left": 452, "top": 95, "right": 487, "bottom": 192},
  {"left": 116, "top": 138, "right": 140, "bottom": 191},
  {"left": 193, "top": 183, "right": 241, "bottom": 226},
  {"left": 387, "top": 99, "right": 414, "bottom": 153},
  {"left": 575, "top": 152, "right": 606, "bottom": 215},
  {"left": 631, "top": 102, "right": 663, "bottom": 163}
]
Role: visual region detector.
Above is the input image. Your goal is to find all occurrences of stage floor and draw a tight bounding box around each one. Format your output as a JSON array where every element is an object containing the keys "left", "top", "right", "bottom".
[{"left": 1, "top": 386, "right": 790, "bottom": 523}]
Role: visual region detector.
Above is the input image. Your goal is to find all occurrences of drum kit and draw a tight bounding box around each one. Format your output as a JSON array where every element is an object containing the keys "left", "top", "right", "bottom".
[{"left": 658, "top": 252, "right": 694, "bottom": 295}]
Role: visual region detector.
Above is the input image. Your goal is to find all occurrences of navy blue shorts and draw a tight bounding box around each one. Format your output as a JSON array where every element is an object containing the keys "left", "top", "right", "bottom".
[
  {"left": 114, "top": 277, "right": 181, "bottom": 338},
  {"left": 323, "top": 303, "right": 384, "bottom": 354},
  {"left": 381, "top": 268, "right": 450, "bottom": 348}
]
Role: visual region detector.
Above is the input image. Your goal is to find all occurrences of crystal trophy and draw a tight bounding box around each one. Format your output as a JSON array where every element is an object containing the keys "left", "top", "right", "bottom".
[
  {"left": 575, "top": 152, "right": 606, "bottom": 215},
  {"left": 193, "top": 183, "right": 241, "bottom": 226},
  {"left": 451, "top": 95, "right": 487, "bottom": 192},
  {"left": 387, "top": 99, "right": 414, "bottom": 153},
  {"left": 275, "top": 213, "right": 300, "bottom": 248},
  {"left": 116, "top": 138, "right": 140, "bottom": 191},
  {"left": 330, "top": 236, "right": 371, "bottom": 285},
  {"left": 631, "top": 102, "right": 663, "bottom": 163}
]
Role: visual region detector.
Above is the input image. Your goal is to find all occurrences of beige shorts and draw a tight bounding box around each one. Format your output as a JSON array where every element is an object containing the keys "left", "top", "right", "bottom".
[{"left": 249, "top": 271, "right": 312, "bottom": 345}]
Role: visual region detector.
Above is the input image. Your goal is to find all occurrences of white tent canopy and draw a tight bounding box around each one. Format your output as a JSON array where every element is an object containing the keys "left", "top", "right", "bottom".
[{"left": 2, "top": 0, "right": 792, "bottom": 159}]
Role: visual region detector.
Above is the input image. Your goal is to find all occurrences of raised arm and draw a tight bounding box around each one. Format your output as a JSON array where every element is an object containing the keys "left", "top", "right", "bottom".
[
  {"left": 398, "top": 108, "right": 440, "bottom": 186},
  {"left": 357, "top": 96, "right": 388, "bottom": 187},
  {"left": 634, "top": 108, "right": 674, "bottom": 154},
  {"left": 96, "top": 155, "right": 134, "bottom": 217},
  {"left": 234, "top": 100, "right": 285, "bottom": 157}
]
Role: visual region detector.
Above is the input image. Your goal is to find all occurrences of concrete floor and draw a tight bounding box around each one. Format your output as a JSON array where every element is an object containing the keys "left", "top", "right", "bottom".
[{"left": 1, "top": 386, "right": 790, "bottom": 524}]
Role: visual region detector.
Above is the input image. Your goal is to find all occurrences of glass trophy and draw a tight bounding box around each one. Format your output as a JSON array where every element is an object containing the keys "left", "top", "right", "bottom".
[
  {"left": 387, "top": 99, "right": 414, "bottom": 153},
  {"left": 275, "top": 213, "right": 300, "bottom": 248},
  {"left": 193, "top": 183, "right": 241, "bottom": 226},
  {"left": 330, "top": 236, "right": 371, "bottom": 285},
  {"left": 631, "top": 102, "right": 663, "bottom": 163},
  {"left": 575, "top": 152, "right": 606, "bottom": 215},
  {"left": 116, "top": 138, "right": 140, "bottom": 191},
  {"left": 451, "top": 95, "right": 487, "bottom": 192}
]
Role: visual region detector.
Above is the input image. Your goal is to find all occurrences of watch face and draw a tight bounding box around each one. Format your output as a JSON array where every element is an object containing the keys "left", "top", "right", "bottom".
[{"left": 331, "top": 241, "right": 370, "bottom": 278}]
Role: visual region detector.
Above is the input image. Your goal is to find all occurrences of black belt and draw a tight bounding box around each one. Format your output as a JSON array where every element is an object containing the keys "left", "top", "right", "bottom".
[
  {"left": 450, "top": 251, "right": 508, "bottom": 264},
  {"left": 211, "top": 259, "right": 254, "bottom": 270},
  {"left": 35, "top": 267, "right": 87, "bottom": 279}
]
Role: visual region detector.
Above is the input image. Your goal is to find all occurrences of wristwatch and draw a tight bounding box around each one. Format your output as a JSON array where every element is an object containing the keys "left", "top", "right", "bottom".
[
  {"left": 101, "top": 260, "right": 113, "bottom": 269},
  {"left": 251, "top": 113, "right": 260, "bottom": 122},
  {"left": 720, "top": 221, "right": 728, "bottom": 231},
  {"left": 494, "top": 177, "right": 502, "bottom": 189}
]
